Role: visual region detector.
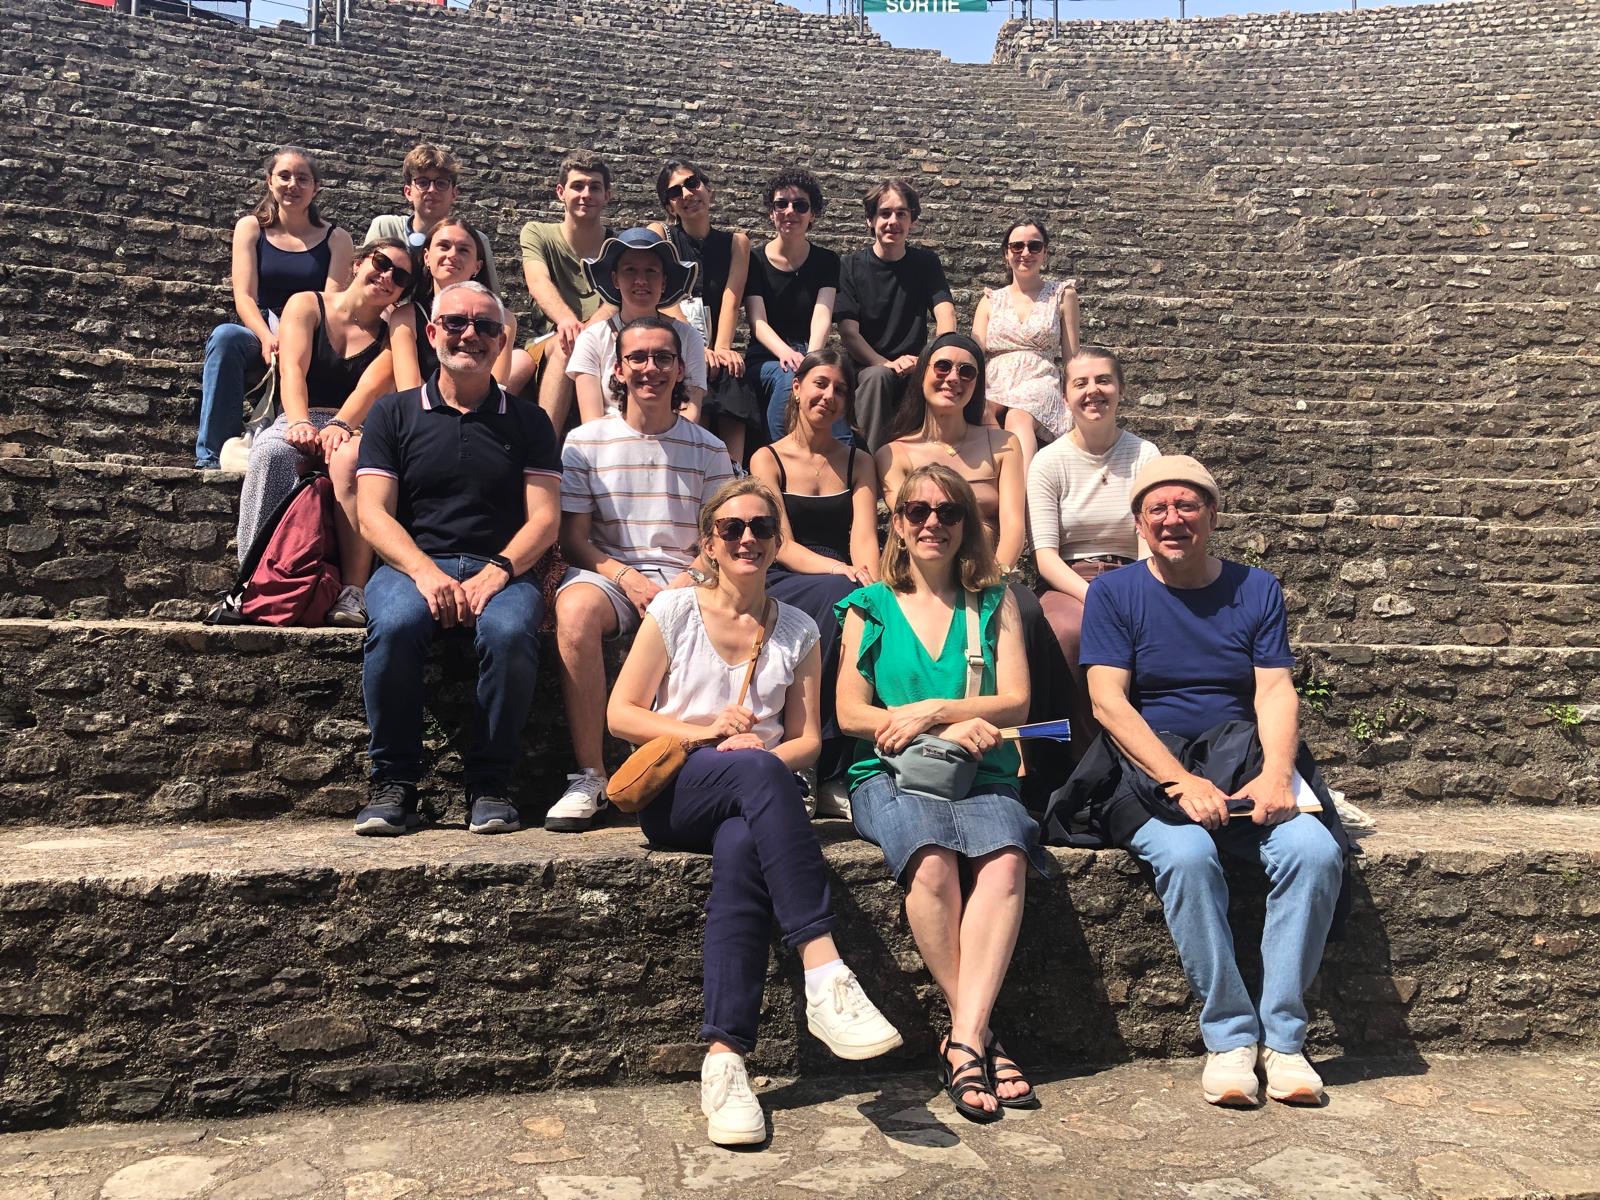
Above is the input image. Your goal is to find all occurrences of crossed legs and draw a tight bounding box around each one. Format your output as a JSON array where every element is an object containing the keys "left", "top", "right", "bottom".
[{"left": 902, "top": 845, "right": 1029, "bottom": 1112}]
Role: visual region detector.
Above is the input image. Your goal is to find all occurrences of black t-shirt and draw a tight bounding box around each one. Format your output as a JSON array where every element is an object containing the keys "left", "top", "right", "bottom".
[
  {"left": 357, "top": 375, "right": 563, "bottom": 560},
  {"left": 745, "top": 242, "right": 841, "bottom": 358},
  {"left": 835, "top": 245, "right": 953, "bottom": 362}
]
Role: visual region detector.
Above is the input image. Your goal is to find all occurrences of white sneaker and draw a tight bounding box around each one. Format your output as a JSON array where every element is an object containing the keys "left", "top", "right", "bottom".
[
  {"left": 805, "top": 968, "right": 903, "bottom": 1060},
  {"left": 1202, "top": 1045, "right": 1260, "bottom": 1107},
  {"left": 544, "top": 770, "right": 608, "bottom": 832},
  {"left": 326, "top": 584, "right": 367, "bottom": 627},
  {"left": 814, "top": 777, "right": 852, "bottom": 821},
  {"left": 1260, "top": 1047, "right": 1326, "bottom": 1104},
  {"left": 701, "top": 1052, "right": 765, "bottom": 1146}
]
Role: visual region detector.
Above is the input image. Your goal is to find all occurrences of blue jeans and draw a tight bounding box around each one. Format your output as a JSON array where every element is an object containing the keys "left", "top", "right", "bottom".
[
  {"left": 1127, "top": 812, "right": 1343, "bottom": 1054},
  {"left": 758, "top": 345, "right": 851, "bottom": 444},
  {"left": 362, "top": 556, "right": 545, "bottom": 792},
  {"left": 640, "top": 748, "right": 834, "bottom": 1053},
  {"left": 197, "top": 322, "right": 263, "bottom": 468}
]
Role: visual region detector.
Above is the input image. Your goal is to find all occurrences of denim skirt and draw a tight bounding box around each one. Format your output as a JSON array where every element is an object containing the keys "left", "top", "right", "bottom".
[{"left": 850, "top": 772, "right": 1056, "bottom": 885}]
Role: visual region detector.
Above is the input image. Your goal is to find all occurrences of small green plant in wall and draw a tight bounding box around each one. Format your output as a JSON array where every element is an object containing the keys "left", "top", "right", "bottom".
[
  {"left": 1348, "top": 699, "right": 1427, "bottom": 744},
  {"left": 1299, "top": 674, "right": 1334, "bottom": 715},
  {"left": 1544, "top": 702, "right": 1584, "bottom": 730}
]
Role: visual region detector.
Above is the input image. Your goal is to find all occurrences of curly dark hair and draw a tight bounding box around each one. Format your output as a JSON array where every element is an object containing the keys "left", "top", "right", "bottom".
[
  {"left": 606, "top": 315, "right": 693, "bottom": 414},
  {"left": 763, "top": 166, "right": 825, "bottom": 217}
]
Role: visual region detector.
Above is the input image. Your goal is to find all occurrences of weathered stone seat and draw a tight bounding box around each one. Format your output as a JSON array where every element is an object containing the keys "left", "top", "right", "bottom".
[{"left": 0, "top": 809, "right": 1596, "bottom": 1129}]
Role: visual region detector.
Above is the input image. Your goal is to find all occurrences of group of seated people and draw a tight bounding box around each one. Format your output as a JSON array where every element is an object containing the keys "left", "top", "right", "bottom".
[{"left": 195, "top": 142, "right": 1350, "bottom": 1148}]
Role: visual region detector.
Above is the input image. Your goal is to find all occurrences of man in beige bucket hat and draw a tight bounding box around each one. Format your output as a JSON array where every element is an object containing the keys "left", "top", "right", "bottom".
[{"left": 1055, "top": 454, "right": 1350, "bottom": 1110}]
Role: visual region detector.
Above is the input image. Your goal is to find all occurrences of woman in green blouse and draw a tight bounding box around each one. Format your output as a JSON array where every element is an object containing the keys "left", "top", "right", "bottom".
[{"left": 836, "top": 463, "right": 1052, "bottom": 1123}]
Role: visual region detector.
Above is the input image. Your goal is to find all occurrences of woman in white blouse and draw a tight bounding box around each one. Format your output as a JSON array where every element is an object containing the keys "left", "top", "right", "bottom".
[
  {"left": 607, "top": 477, "right": 902, "bottom": 1149},
  {"left": 1026, "top": 347, "right": 1160, "bottom": 755}
]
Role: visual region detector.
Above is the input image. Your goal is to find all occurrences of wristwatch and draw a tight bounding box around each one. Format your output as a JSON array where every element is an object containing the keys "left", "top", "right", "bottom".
[{"left": 487, "top": 554, "right": 514, "bottom": 577}]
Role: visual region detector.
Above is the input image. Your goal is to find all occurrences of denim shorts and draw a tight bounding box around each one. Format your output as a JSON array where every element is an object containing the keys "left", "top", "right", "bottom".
[{"left": 850, "top": 772, "right": 1056, "bottom": 885}]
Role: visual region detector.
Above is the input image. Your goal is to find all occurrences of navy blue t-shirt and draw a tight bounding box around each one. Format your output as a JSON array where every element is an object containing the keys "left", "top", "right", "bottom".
[
  {"left": 356, "top": 375, "right": 562, "bottom": 560},
  {"left": 1079, "top": 560, "right": 1294, "bottom": 738}
]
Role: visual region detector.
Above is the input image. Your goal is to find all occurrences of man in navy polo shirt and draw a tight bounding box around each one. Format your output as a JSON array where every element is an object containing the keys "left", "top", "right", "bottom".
[{"left": 353, "top": 281, "right": 563, "bottom": 836}]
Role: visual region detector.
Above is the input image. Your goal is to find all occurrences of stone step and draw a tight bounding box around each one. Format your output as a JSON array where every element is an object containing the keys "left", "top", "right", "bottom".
[
  {"left": 7, "top": 339, "right": 1594, "bottom": 467},
  {"left": 0, "top": 808, "right": 1596, "bottom": 1128},
  {"left": 7, "top": 1051, "right": 1600, "bottom": 1196},
  {"left": 0, "top": 620, "right": 1593, "bottom": 824},
  {"left": 3, "top": 454, "right": 1594, "bottom": 624}
]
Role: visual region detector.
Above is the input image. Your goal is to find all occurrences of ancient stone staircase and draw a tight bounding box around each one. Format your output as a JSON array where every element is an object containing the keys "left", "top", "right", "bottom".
[{"left": 0, "top": 0, "right": 1596, "bottom": 1131}]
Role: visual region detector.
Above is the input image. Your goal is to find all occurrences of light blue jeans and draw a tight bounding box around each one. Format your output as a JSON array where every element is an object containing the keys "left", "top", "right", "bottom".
[
  {"left": 196, "top": 322, "right": 263, "bottom": 468},
  {"left": 1127, "top": 811, "right": 1343, "bottom": 1054}
]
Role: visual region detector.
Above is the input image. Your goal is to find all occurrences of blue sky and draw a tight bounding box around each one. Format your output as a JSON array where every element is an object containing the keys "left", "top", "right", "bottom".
[{"left": 785, "top": 0, "right": 1447, "bottom": 62}]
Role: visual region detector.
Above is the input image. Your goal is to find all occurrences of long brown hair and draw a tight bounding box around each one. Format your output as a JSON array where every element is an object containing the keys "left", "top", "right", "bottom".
[
  {"left": 250, "top": 145, "right": 328, "bottom": 230},
  {"left": 880, "top": 464, "right": 999, "bottom": 594},
  {"left": 783, "top": 348, "right": 858, "bottom": 440}
]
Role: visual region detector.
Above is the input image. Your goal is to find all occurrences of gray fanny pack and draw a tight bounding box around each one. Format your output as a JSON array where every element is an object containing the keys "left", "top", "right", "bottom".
[{"left": 881, "top": 734, "right": 980, "bottom": 801}]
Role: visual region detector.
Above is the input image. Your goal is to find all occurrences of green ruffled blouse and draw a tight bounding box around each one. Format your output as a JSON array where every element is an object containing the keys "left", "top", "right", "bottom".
[{"left": 835, "top": 582, "right": 1021, "bottom": 792}]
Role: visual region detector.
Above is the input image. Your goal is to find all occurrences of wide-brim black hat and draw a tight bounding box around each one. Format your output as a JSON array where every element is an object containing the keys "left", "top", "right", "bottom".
[{"left": 582, "top": 227, "right": 698, "bottom": 308}]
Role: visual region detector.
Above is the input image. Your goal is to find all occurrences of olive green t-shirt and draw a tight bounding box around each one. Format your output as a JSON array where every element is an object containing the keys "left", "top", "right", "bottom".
[{"left": 518, "top": 220, "right": 612, "bottom": 332}]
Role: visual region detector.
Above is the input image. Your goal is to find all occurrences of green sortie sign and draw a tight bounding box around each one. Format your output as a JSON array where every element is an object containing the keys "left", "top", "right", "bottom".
[{"left": 862, "top": 0, "right": 989, "bottom": 11}]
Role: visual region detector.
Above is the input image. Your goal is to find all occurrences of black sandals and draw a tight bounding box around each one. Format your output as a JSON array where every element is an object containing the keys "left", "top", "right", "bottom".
[
  {"left": 985, "top": 1036, "right": 1041, "bottom": 1109},
  {"left": 940, "top": 1036, "right": 1002, "bottom": 1124}
]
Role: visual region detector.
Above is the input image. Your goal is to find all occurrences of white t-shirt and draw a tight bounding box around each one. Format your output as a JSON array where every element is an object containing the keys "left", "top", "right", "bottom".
[
  {"left": 567, "top": 315, "right": 709, "bottom": 395},
  {"left": 560, "top": 416, "right": 734, "bottom": 574},
  {"left": 648, "top": 588, "right": 820, "bottom": 750},
  {"left": 1027, "top": 429, "right": 1161, "bottom": 560}
]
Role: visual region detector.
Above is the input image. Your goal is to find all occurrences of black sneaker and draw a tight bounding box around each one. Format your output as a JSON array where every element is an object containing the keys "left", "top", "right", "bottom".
[
  {"left": 468, "top": 795, "right": 522, "bottom": 835},
  {"left": 354, "top": 780, "right": 421, "bottom": 837}
]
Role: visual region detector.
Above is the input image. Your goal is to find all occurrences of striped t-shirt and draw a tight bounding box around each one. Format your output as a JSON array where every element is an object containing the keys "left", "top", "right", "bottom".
[
  {"left": 1026, "top": 429, "right": 1161, "bottom": 560},
  {"left": 561, "top": 415, "right": 735, "bottom": 573}
]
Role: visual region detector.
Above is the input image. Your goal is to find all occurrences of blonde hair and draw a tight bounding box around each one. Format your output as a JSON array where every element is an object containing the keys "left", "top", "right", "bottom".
[
  {"left": 880, "top": 464, "right": 999, "bottom": 594},
  {"left": 697, "top": 478, "right": 784, "bottom": 583}
]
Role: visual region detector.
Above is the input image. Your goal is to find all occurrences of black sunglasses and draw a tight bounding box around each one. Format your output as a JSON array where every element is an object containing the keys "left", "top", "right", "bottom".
[
  {"left": 1007, "top": 238, "right": 1046, "bottom": 254},
  {"left": 368, "top": 256, "right": 414, "bottom": 290},
  {"left": 664, "top": 174, "right": 705, "bottom": 203},
  {"left": 930, "top": 358, "right": 979, "bottom": 383},
  {"left": 713, "top": 515, "right": 779, "bottom": 542},
  {"left": 621, "top": 348, "right": 680, "bottom": 368},
  {"left": 435, "top": 312, "right": 504, "bottom": 339},
  {"left": 770, "top": 197, "right": 812, "bottom": 214},
  {"left": 898, "top": 500, "right": 965, "bottom": 527}
]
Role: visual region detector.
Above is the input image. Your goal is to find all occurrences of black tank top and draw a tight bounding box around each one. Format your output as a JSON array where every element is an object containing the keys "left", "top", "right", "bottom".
[
  {"left": 256, "top": 224, "right": 336, "bottom": 315},
  {"left": 667, "top": 225, "right": 734, "bottom": 342},
  {"left": 306, "top": 293, "right": 385, "bottom": 410},
  {"left": 409, "top": 303, "right": 439, "bottom": 383},
  {"left": 772, "top": 447, "right": 855, "bottom": 563}
]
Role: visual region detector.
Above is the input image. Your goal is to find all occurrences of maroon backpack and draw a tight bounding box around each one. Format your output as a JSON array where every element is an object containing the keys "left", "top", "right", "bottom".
[{"left": 206, "top": 471, "right": 342, "bottom": 627}]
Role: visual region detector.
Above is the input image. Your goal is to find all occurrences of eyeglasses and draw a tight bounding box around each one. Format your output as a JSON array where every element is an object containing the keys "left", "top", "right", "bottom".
[
  {"left": 930, "top": 359, "right": 978, "bottom": 383},
  {"left": 435, "top": 313, "right": 504, "bottom": 339},
  {"left": 1007, "top": 239, "right": 1046, "bottom": 254},
  {"left": 621, "top": 349, "right": 680, "bottom": 368},
  {"left": 898, "top": 500, "right": 965, "bottom": 527},
  {"left": 368, "top": 257, "right": 414, "bottom": 290},
  {"left": 712, "top": 515, "right": 779, "bottom": 542},
  {"left": 770, "top": 197, "right": 812, "bottom": 214},
  {"left": 408, "top": 176, "right": 455, "bottom": 192},
  {"left": 1141, "top": 500, "right": 1208, "bottom": 520},
  {"left": 664, "top": 174, "right": 704, "bottom": 203}
]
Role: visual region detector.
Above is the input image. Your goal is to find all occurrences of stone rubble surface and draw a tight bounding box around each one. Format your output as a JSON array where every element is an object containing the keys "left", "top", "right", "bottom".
[{"left": 3, "top": 1053, "right": 1599, "bottom": 1199}]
